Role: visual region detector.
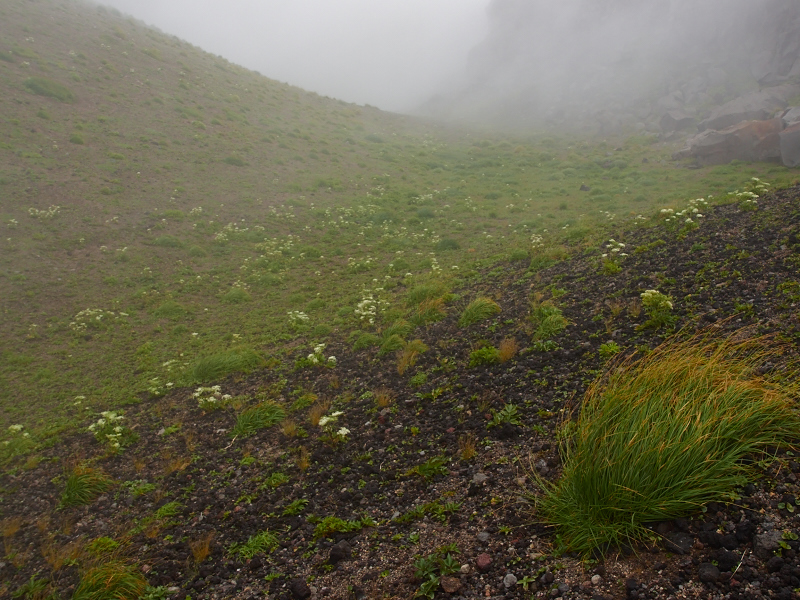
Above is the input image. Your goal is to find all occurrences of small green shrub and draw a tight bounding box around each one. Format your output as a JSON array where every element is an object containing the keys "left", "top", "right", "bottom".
[
  {"left": 153, "top": 300, "right": 187, "bottom": 320},
  {"left": 468, "top": 346, "right": 500, "bottom": 367},
  {"left": 222, "top": 287, "right": 251, "bottom": 304},
  {"left": 352, "top": 332, "right": 379, "bottom": 350},
  {"left": 153, "top": 235, "right": 183, "bottom": 248},
  {"left": 639, "top": 289, "right": 675, "bottom": 330},
  {"left": 459, "top": 297, "right": 501, "bottom": 327},
  {"left": 69, "top": 133, "right": 85, "bottom": 145},
  {"left": 24, "top": 77, "right": 76, "bottom": 103},
  {"left": 598, "top": 341, "right": 621, "bottom": 360},
  {"left": 530, "top": 302, "right": 567, "bottom": 340},
  {"left": 435, "top": 238, "right": 460, "bottom": 251},
  {"left": 231, "top": 403, "right": 286, "bottom": 438},
  {"left": 228, "top": 530, "right": 278, "bottom": 560},
  {"left": 488, "top": 404, "right": 522, "bottom": 428},
  {"left": 312, "top": 515, "right": 376, "bottom": 539},
  {"left": 223, "top": 156, "right": 247, "bottom": 167},
  {"left": 407, "top": 456, "right": 449, "bottom": 479}
]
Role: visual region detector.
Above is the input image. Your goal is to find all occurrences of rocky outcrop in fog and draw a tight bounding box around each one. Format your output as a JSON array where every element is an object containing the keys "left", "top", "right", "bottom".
[{"left": 420, "top": 0, "right": 800, "bottom": 137}]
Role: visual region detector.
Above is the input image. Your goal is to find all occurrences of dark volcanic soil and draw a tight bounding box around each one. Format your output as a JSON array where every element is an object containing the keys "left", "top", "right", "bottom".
[{"left": 3, "top": 187, "right": 800, "bottom": 600}]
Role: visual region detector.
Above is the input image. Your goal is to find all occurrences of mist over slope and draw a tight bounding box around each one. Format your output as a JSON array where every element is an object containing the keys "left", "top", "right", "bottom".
[{"left": 421, "top": 0, "right": 800, "bottom": 133}]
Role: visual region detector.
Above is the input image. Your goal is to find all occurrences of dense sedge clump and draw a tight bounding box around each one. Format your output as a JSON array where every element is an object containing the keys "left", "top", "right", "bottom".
[{"left": 534, "top": 333, "right": 800, "bottom": 555}]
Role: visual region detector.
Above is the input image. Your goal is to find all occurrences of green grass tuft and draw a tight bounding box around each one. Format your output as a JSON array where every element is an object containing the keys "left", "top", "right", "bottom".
[
  {"left": 231, "top": 402, "right": 286, "bottom": 438},
  {"left": 60, "top": 465, "right": 114, "bottom": 508},
  {"left": 228, "top": 530, "right": 279, "bottom": 559},
  {"left": 189, "top": 348, "right": 264, "bottom": 383},
  {"left": 459, "top": 297, "right": 501, "bottom": 327},
  {"left": 73, "top": 561, "right": 147, "bottom": 600},
  {"left": 534, "top": 334, "right": 800, "bottom": 555}
]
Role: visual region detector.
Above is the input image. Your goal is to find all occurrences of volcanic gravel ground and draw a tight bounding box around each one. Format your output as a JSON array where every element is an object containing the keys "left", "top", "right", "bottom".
[{"left": 3, "top": 187, "right": 800, "bottom": 599}]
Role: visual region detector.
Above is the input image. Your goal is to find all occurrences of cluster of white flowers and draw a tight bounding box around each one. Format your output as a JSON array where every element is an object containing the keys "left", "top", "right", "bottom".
[
  {"left": 348, "top": 256, "right": 375, "bottom": 272},
  {"left": 214, "top": 221, "right": 252, "bottom": 243},
  {"left": 28, "top": 205, "right": 60, "bottom": 219},
  {"left": 8, "top": 424, "right": 28, "bottom": 436},
  {"left": 641, "top": 289, "right": 673, "bottom": 310},
  {"left": 306, "top": 343, "right": 336, "bottom": 366},
  {"left": 88, "top": 411, "right": 125, "bottom": 449},
  {"left": 288, "top": 310, "right": 310, "bottom": 328},
  {"left": 69, "top": 308, "right": 127, "bottom": 333},
  {"left": 317, "top": 411, "right": 350, "bottom": 439},
  {"left": 661, "top": 197, "right": 707, "bottom": 225},
  {"left": 354, "top": 286, "right": 388, "bottom": 325},
  {"left": 430, "top": 256, "right": 441, "bottom": 273},
  {"left": 600, "top": 239, "right": 628, "bottom": 259},
  {"left": 530, "top": 233, "right": 544, "bottom": 249},
  {"left": 193, "top": 385, "right": 231, "bottom": 410},
  {"left": 7, "top": 219, "right": 18, "bottom": 228},
  {"left": 189, "top": 206, "right": 203, "bottom": 215}
]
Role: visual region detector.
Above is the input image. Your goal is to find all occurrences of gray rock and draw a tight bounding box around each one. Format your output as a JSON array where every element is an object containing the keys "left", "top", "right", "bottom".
[
  {"left": 664, "top": 531, "right": 694, "bottom": 555},
  {"left": 780, "top": 122, "right": 800, "bottom": 167},
  {"left": 781, "top": 106, "right": 800, "bottom": 127},
  {"left": 698, "top": 563, "right": 720, "bottom": 583},
  {"left": 660, "top": 110, "right": 696, "bottom": 133},
  {"left": 472, "top": 472, "right": 489, "bottom": 485},
  {"left": 753, "top": 530, "right": 783, "bottom": 560},
  {"left": 477, "top": 531, "right": 490, "bottom": 543},
  {"left": 674, "top": 118, "right": 783, "bottom": 165},
  {"left": 503, "top": 573, "right": 517, "bottom": 588},
  {"left": 698, "top": 84, "right": 800, "bottom": 132}
]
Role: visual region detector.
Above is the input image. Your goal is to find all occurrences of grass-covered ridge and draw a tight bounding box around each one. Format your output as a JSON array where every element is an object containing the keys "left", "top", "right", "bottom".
[
  {"left": 535, "top": 333, "right": 800, "bottom": 554},
  {"left": 2, "top": 0, "right": 797, "bottom": 454}
]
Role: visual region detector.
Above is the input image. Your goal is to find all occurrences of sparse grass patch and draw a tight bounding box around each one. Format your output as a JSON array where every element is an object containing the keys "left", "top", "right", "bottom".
[
  {"left": 73, "top": 561, "right": 147, "bottom": 600},
  {"left": 228, "top": 530, "right": 278, "bottom": 560},
  {"left": 398, "top": 339, "right": 428, "bottom": 375},
  {"left": 533, "top": 334, "right": 800, "bottom": 555},
  {"left": 231, "top": 403, "right": 286, "bottom": 438},
  {"left": 530, "top": 301, "right": 567, "bottom": 340},
  {"left": 459, "top": 297, "right": 501, "bottom": 327},
  {"left": 60, "top": 465, "right": 114, "bottom": 508},
  {"left": 189, "top": 348, "right": 264, "bottom": 383}
]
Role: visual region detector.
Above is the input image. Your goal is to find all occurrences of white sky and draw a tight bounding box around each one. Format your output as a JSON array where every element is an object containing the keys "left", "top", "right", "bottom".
[{"left": 97, "top": 0, "right": 491, "bottom": 112}]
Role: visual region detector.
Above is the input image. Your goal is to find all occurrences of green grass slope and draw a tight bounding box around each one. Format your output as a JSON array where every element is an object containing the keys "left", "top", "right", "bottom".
[{"left": 0, "top": 0, "right": 796, "bottom": 456}]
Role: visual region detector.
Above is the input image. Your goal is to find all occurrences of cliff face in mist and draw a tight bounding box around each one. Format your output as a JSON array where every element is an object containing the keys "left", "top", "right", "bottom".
[{"left": 421, "top": 0, "right": 800, "bottom": 134}]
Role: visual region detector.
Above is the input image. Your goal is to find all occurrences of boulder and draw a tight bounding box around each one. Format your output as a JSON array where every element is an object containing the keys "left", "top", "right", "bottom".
[
  {"left": 781, "top": 106, "right": 800, "bottom": 127},
  {"left": 660, "top": 110, "right": 695, "bottom": 133},
  {"left": 779, "top": 122, "right": 800, "bottom": 167},
  {"left": 674, "top": 119, "right": 783, "bottom": 166},
  {"left": 698, "top": 84, "right": 800, "bottom": 131}
]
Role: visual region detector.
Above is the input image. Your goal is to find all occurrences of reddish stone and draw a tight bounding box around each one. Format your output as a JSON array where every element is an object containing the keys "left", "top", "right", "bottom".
[{"left": 476, "top": 553, "right": 492, "bottom": 572}]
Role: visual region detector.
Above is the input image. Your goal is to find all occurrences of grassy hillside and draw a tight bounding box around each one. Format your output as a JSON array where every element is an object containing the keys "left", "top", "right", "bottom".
[
  {"left": 2, "top": 0, "right": 794, "bottom": 454},
  {"left": 2, "top": 1, "right": 800, "bottom": 599}
]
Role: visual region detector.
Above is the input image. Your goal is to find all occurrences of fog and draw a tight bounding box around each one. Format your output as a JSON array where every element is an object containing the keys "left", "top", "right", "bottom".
[
  {"left": 423, "top": 0, "right": 797, "bottom": 132},
  {"left": 97, "top": 0, "right": 490, "bottom": 113}
]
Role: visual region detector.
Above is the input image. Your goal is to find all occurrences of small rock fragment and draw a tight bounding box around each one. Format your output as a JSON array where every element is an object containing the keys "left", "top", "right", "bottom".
[
  {"left": 289, "top": 579, "right": 311, "bottom": 600},
  {"left": 477, "top": 531, "right": 490, "bottom": 543},
  {"left": 753, "top": 530, "right": 783, "bottom": 560},
  {"left": 476, "top": 553, "right": 492, "bottom": 572},
  {"left": 440, "top": 576, "right": 462, "bottom": 594},
  {"left": 472, "top": 472, "right": 489, "bottom": 485},
  {"left": 328, "top": 540, "right": 351, "bottom": 564},
  {"left": 503, "top": 573, "right": 517, "bottom": 588},
  {"left": 591, "top": 574, "right": 602, "bottom": 585},
  {"left": 698, "top": 563, "right": 720, "bottom": 583},
  {"left": 460, "top": 563, "right": 471, "bottom": 574}
]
